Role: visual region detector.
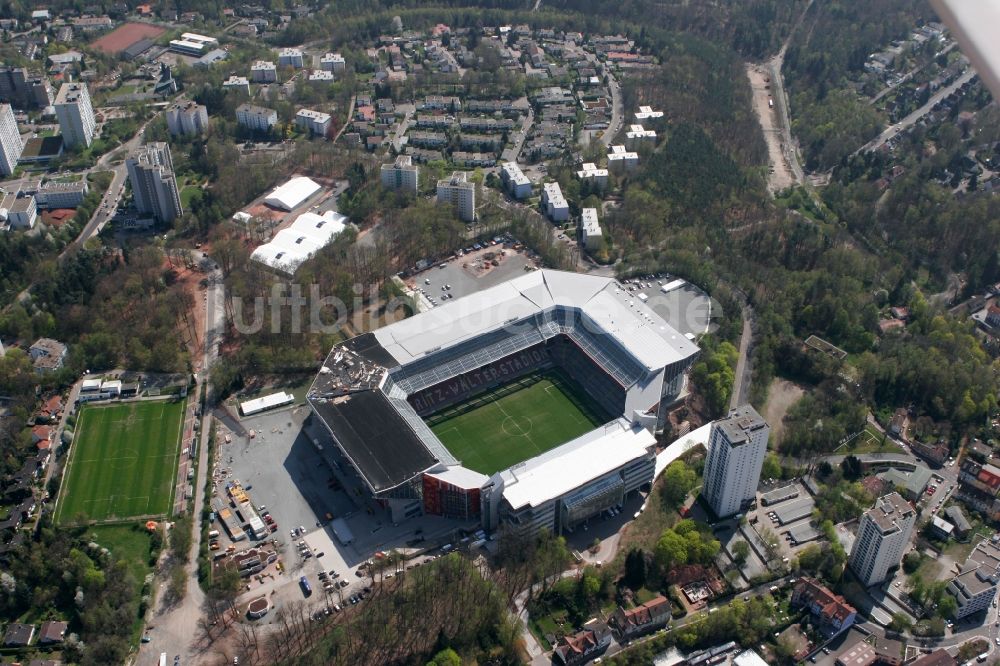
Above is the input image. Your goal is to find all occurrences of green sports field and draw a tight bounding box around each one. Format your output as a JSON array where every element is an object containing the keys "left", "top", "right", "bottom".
[
  {"left": 427, "top": 371, "right": 610, "bottom": 475},
  {"left": 56, "top": 400, "right": 186, "bottom": 524}
]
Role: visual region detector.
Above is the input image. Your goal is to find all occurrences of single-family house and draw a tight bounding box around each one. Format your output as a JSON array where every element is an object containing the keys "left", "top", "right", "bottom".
[{"left": 609, "top": 595, "right": 670, "bottom": 639}]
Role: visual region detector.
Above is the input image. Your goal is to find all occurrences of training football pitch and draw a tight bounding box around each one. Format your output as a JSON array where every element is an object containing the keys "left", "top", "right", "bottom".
[
  {"left": 427, "top": 371, "right": 610, "bottom": 475},
  {"left": 56, "top": 400, "right": 186, "bottom": 524}
]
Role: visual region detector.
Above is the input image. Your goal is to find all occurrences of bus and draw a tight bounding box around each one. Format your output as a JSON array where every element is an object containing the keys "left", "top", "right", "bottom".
[{"left": 159, "top": 653, "right": 167, "bottom": 666}]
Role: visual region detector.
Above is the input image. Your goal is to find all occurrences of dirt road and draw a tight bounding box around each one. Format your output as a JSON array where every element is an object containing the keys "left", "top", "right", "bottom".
[{"left": 746, "top": 64, "right": 796, "bottom": 192}]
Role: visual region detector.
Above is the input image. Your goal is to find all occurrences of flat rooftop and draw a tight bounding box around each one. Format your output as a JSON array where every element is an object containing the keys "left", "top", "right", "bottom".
[{"left": 500, "top": 418, "right": 654, "bottom": 510}]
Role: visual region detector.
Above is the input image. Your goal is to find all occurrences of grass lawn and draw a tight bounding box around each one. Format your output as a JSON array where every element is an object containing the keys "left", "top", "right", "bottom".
[
  {"left": 180, "top": 185, "right": 200, "bottom": 208},
  {"left": 844, "top": 424, "right": 894, "bottom": 454},
  {"left": 427, "top": 370, "right": 609, "bottom": 475},
  {"left": 56, "top": 400, "right": 186, "bottom": 524},
  {"left": 87, "top": 524, "right": 154, "bottom": 583}
]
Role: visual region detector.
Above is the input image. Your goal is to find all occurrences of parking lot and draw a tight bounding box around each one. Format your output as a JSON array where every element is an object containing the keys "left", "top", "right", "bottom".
[
  {"left": 214, "top": 403, "right": 480, "bottom": 613},
  {"left": 404, "top": 238, "right": 536, "bottom": 309},
  {"left": 617, "top": 275, "right": 716, "bottom": 339}
]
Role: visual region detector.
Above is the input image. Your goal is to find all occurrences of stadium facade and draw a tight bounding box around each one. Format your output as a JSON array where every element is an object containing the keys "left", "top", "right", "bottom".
[{"left": 307, "top": 270, "right": 699, "bottom": 534}]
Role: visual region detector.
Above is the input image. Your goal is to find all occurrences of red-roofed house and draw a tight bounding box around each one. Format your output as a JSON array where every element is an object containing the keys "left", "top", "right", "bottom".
[
  {"left": 609, "top": 595, "right": 671, "bottom": 639},
  {"left": 553, "top": 620, "right": 611, "bottom": 665},
  {"left": 31, "top": 425, "right": 52, "bottom": 451},
  {"left": 40, "top": 395, "right": 63, "bottom": 421},
  {"left": 791, "top": 578, "right": 857, "bottom": 636}
]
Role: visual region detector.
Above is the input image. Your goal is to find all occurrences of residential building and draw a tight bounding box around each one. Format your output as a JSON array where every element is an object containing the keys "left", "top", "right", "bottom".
[
  {"left": 222, "top": 75, "right": 251, "bottom": 94},
  {"left": 126, "top": 143, "right": 183, "bottom": 224},
  {"left": 542, "top": 182, "right": 569, "bottom": 221},
  {"left": 500, "top": 162, "right": 532, "bottom": 199},
  {"left": 835, "top": 640, "right": 876, "bottom": 666},
  {"left": 930, "top": 515, "right": 955, "bottom": 540},
  {"left": 877, "top": 464, "right": 931, "bottom": 502},
  {"left": 553, "top": 619, "right": 612, "bottom": 665},
  {"left": 702, "top": 405, "right": 770, "bottom": 518},
  {"left": 236, "top": 104, "right": 278, "bottom": 132},
  {"left": 2, "top": 622, "right": 34, "bottom": 647},
  {"left": 308, "top": 70, "right": 334, "bottom": 82},
  {"left": 609, "top": 595, "right": 670, "bottom": 639},
  {"left": 38, "top": 620, "right": 67, "bottom": 645},
  {"left": 576, "top": 162, "right": 609, "bottom": 189},
  {"left": 579, "top": 207, "right": 603, "bottom": 252},
  {"left": 165, "top": 100, "right": 209, "bottom": 137},
  {"left": 986, "top": 304, "right": 1000, "bottom": 329},
  {"left": 421, "top": 95, "right": 461, "bottom": 111},
  {"left": 380, "top": 155, "right": 419, "bottom": 193},
  {"left": 1, "top": 193, "right": 36, "bottom": 229},
  {"left": 791, "top": 578, "right": 858, "bottom": 636},
  {"left": 250, "top": 60, "right": 277, "bottom": 83},
  {"left": 909, "top": 649, "right": 957, "bottom": 666},
  {"left": 0, "top": 67, "right": 52, "bottom": 109},
  {"left": 947, "top": 539, "right": 1000, "bottom": 618},
  {"left": 54, "top": 82, "right": 96, "bottom": 148},
  {"left": 945, "top": 505, "right": 972, "bottom": 538},
  {"left": 29, "top": 338, "right": 67, "bottom": 372},
  {"left": 320, "top": 52, "right": 346, "bottom": 73},
  {"left": 911, "top": 439, "right": 949, "bottom": 466},
  {"left": 0, "top": 103, "right": 22, "bottom": 176},
  {"left": 634, "top": 105, "right": 663, "bottom": 120},
  {"left": 294, "top": 109, "right": 331, "bottom": 136},
  {"left": 34, "top": 180, "right": 88, "bottom": 208},
  {"left": 436, "top": 171, "right": 476, "bottom": 222},
  {"left": 625, "top": 123, "right": 656, "bottom": 149},
  {"left": 889, "top": 408, "right": 907, "bottom": 436},
  {"left": 607, "top": 144, "right": 638, "bottom": 172},
  {"left": 848, "top": 492, "right": 916, "bottom": 586},
  {"left": 278, "top": 48, "right": 304, "bottom": 68}
]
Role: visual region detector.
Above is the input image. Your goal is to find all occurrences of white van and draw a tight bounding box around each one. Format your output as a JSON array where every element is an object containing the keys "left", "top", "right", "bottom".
[{"left": 208, "top": 530, "right": 220, "bottom": 539}]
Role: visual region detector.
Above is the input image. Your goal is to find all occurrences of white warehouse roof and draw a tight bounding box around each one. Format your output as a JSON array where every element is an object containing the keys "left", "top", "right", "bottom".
[
  {"left": 501, "top": 418, "right": 655, "bottom": 510},
  {"left": 263, "top": 176, "right": 322, "bottom": 211},
  {"left": 240, "top": 391, "right": 295, "bottom": 415},
  {"left": 251, "top": 210, "right": 348, "bottom": 274}
]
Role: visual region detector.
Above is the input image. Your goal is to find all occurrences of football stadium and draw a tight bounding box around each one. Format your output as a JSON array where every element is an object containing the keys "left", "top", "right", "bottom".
[{"left": 307, "top": 270, "right": 699, "bottom": 535}]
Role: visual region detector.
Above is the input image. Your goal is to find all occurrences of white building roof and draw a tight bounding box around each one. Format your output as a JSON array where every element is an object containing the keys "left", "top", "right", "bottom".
[
  {"left": 263, "top": 176, "right": 322, "bottom": 211},
  {"left": 232, "top": 211, "right": 252, "bottom": 223},
  {"left": 251, "top": 210, "right": 348, "bottom": 273},
  {"left": 181, "top": 32, "right": 218, "bottom": 45},
  {"left": 581, "top": 208, "right": 601, "bottom": 235},
  {"left": 501, "top": 419, "right": 655, "bottom": 510},
  {"left": 81, "top": 378, "right": 102, "bottom": 391},
  {"left": 372, "top": 269, "right": 697, "bottom": 371},
  {"left": 543, "top": 182, "right": 568, "bottom": 209},
  {"left": 240, "top": 391, "right": 295, "bottom": 415},
  {"left": 634, "top": 105, "right": 663, "bottom": 120},
  {"left": 733, "top": 650, "right": 769, "bottom": 666},
  {"left": 501, "top": 162, "right": 530, "bottom": 185},
  {"left": 426, "top": 466, "right": 490, "bottom": 490}
]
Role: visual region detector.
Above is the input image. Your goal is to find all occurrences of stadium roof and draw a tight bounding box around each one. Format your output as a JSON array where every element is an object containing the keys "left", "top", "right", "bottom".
[
  {"left": 251, "top": 210, "right": 347, "bottom": 274},
  {"left": 309, "top": 389, "right": 437, "bottom": 493},
  {"left": 263, "top": 176, "right": 322, "bottom": 211},
  {"left": 500, "top": 418, "right": 655, "bottom": 510},
  {"left": 372, "top": 270, "right": 696, "bottom": 371}
]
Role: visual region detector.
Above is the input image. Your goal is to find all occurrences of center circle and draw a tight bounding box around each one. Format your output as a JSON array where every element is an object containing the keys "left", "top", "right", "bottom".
[
  {"left": 501, "top": 416, "right": 532, "bottom": 437},
  {"left": 113, "top": 448, "right": 140, "bottom": 470}
]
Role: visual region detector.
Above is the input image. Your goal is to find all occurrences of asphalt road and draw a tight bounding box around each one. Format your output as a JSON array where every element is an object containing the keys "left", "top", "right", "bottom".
[{"left": 856, "top": 68, "right": 977, "bottom": 155}]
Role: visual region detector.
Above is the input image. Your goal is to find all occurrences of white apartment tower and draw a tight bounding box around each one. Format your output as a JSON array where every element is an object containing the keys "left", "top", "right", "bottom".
[
  {"left": 165, "top": 101, "right": 209, "bottom": 137},
  {"left": 702, "top": 405, "right": 770, "bottom": 518},
  {"left": 849, "top": 492, "right": 916, "bottom": 587},
  {"left": 436, "top": 171, "right": 475, "bottom": 222},
  {"left": 381, "top": 155, "right": 419, "bottom": 193},
  {"left": 0, "top": 103, "right": 23, "bottom": 176},
  {"left": 948, "top": 539, "right": 1000, "bottom": 619},
  {"left": 126, "top": 142, "right": 183, "bottom": 223},
  {"left": 54, "top": 82, "right": 96, "bottom": 148}
]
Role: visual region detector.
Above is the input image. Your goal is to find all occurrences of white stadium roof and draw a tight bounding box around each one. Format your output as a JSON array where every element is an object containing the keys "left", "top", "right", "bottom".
[
  {"left": 373, "top": 269, "right": 696, "bottom": 371},
  {"left": 500, "top": 418, "right": 655, "bottom": 510},
  {"left": 263, "top": 176, "right": 322, "bottom": 211},
  {"left": 251, "top": 210, "right": 348, "bottom": 274}
]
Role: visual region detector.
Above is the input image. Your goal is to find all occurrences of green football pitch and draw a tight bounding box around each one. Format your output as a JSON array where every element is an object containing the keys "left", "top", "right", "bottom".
[
  {"left": 56, "top": 400, "right": 186, "bottom": 524},
  {"left": 427, "top": 371, "right": 611, "bottom": 475}
]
